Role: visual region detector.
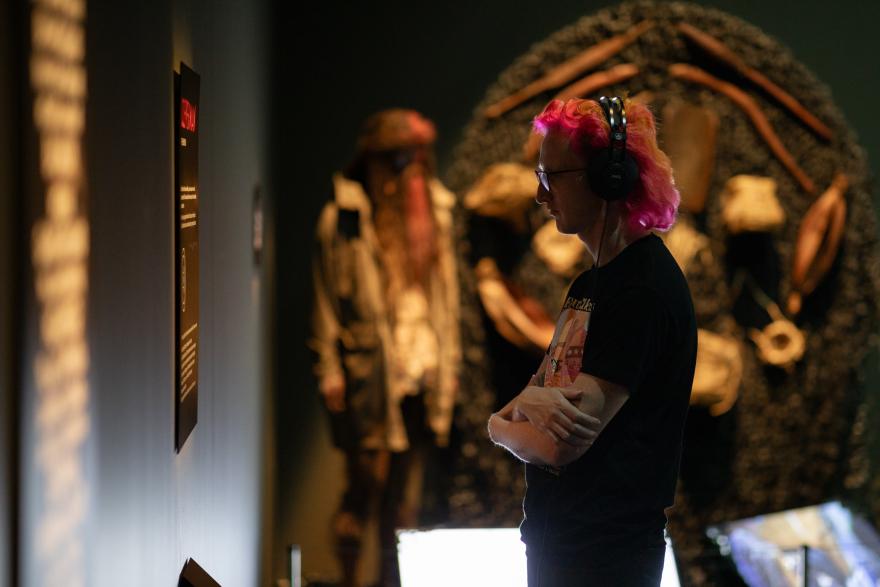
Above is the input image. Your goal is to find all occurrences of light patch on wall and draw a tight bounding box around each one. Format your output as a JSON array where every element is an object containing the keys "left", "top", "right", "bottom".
[{"left": 29, "top": 0, "right": 90, "bottom": 585}]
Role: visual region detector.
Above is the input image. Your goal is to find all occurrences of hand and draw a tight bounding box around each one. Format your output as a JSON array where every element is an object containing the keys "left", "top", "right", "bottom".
[
  {"left": 320, "top": 373, "right": 346, "bottom": 413},
  {"left": 512, "top": 373, "right": 541, "bottom": 418},
  {"left": 516, "top": 385, "right": 600, "bottom": 447}
]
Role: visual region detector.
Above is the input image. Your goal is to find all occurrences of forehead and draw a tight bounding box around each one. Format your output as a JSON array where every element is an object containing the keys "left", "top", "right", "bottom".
[{"left": 539, "top": 130, "right": 584, "bottom": 168}]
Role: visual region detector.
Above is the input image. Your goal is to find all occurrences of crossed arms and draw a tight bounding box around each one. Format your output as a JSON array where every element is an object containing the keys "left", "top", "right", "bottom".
[{"left": 487, "top": 373, "right": 629, "bottom": 468}]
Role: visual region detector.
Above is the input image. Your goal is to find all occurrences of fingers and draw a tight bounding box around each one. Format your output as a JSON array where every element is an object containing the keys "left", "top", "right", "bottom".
[
  {"left": 572, "top": 410, "right": 602, "bottom": 430},
  {"left": 558, "top": 389, "right": 601, "bottom": 427},
  {"left": 549, "top": 421, "right": 593, "bottom": 448},
  {"left": 560, "top": 402, "right": 601, "bottom": 429},
  {"left": 568, "top": 423, "right": 598, "bottom": 444},
  {"left": 544, "top": 426, "right": 560, "bottom": 444},
  {"left": 560, "top": 387, "right": 584, "bottom": 401},
  {"left": 549, "top": 422, "right": 573, "bottom": 445}
]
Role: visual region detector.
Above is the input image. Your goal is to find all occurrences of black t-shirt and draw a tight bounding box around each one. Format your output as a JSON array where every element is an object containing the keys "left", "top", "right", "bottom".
[{"left": 520, "top": 233, "right": 697, "bottom": 559}]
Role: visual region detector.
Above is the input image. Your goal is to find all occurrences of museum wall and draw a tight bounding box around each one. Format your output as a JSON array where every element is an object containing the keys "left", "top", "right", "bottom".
[
  {"left": 14, "top": 0, "right": 273, "bottom": 585},
  {"left": 273, "top": 0, "right": 880, "bottom": 584},
  {"left": 86, "top": 0, "right": 272, "bottom": 584}
]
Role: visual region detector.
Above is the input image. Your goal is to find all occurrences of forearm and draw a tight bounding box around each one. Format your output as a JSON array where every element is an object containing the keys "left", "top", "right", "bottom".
[
  {"left": 503, "top": 381, "right": 608, "bottom": 467},
  {"left": 494, "top": 394, "right": 521, "bottom": 421},
  {"left": 488, "top": 375, "right": 602, "bottom": 467},
  {"left": 488, "top": 414, "right": 559, "bottom": 467},
  {"left": 544, "top": 385, "right": 605, "bottom": 419}
]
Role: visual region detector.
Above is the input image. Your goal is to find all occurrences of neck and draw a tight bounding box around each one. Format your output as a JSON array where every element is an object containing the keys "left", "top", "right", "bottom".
[{"left": 579, "top": 202, "right": 648, "bottom": 267}]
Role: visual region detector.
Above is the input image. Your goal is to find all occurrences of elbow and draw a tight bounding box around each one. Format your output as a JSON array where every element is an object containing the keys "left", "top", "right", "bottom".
[{"left": 487, "top": 414, "right": 500, "bottom": 444}]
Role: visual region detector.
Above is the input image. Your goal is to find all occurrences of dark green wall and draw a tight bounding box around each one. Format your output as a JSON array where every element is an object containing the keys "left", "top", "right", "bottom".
[{"left": 279, "top": 0, "right": 880, "bottom": 185}]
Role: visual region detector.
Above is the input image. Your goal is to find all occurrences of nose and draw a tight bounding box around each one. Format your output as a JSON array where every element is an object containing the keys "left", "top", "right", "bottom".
[{"left": 536, "top": 184, "right": 550, "bottom": 205}]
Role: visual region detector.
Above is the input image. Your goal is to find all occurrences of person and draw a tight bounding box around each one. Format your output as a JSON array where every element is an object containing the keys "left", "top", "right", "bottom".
[
  {"left": 310, "top": 109, "right": 461, "bottom": 587},
  {"left": 487, "top": 96, "right": 697, "bottom": 587}
]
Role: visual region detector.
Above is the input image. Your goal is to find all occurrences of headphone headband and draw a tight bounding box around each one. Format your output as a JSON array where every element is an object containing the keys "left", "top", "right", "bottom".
[
  {"left": 599, "top": 96, "right": 627, "bottom": 161},
  {"left": 589, "top": 96, "right": 639, "bottom": 201}
]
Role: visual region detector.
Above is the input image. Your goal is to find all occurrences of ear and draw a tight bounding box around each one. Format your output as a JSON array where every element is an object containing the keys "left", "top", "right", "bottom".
[{"left": 587, "top": 149, "right": 639, "bottom": 202}]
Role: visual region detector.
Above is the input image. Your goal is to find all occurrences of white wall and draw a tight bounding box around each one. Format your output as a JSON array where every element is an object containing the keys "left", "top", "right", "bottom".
[
  {"left": 87, "top": 1, "right": 269, "bottom": 584},
  {"left": 17, "top": 0, "right": 271, "bottom": 585}
]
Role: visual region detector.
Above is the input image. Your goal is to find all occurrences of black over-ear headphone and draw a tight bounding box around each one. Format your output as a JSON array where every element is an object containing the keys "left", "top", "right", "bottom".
[{"left": 587, "top": 96, "right": 640, "bottom": 202}]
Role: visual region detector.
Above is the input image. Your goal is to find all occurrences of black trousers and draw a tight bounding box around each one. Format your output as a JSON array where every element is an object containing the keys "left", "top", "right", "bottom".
[{"left": 527, "top": 543, "right": 666, "bottom": 587}]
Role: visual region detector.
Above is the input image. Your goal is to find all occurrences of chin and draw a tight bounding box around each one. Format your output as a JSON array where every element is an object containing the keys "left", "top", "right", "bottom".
[
  {"left": 553, "top": 217, "right": 580, "bottom": 236},
  {"left": 553, "top": 216, "right": 570, "bottom": 233}
]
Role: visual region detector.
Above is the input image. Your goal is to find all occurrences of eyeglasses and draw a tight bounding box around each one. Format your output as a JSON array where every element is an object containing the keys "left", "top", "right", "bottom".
[{"left": 535, "top": 167, "right": 588, "bottom": 192}]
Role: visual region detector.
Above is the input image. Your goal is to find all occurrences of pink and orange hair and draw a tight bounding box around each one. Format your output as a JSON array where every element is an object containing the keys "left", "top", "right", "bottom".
[{"left": 532, "top": 97, "right": 679, "bottom": 232}]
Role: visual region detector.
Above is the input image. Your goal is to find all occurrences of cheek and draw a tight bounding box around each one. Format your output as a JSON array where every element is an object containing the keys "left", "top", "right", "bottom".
[
  {"left": 567, "top": 197, "right": 596, "bottom": 228},
  {"left": 564, "top": 192, "right": 588, "bottom": 216}
]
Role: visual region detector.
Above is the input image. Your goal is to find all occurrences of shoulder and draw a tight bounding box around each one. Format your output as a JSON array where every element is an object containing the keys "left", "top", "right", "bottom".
[
  {"left": 567, "top": 268, "right": 596, "bottom": 294},
  {"left": 643, "top": 234, "right": 689, "bottom": 288},
  {"left": 645, "top": 235, "right": 696, "bottom": 318},
  {"left": 604, "top": 284, "right": 668, "bottom": 313},
  {"left": 612, "top": 255, "right": 695, "bottom": 348},
  {"left": 592, "top": 285, "right": 673, "bottom": 348},
  {"left": 623, "top": 235, "right": 692, "bottom": 314},
  {"left": 332, "top": 173, "right": 373, "bottom": 212}
]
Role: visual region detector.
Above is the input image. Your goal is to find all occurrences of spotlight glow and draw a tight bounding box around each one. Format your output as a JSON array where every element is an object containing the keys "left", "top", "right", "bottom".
[{"left": 397, "top": 528, "right": 681, "bottom": 587}]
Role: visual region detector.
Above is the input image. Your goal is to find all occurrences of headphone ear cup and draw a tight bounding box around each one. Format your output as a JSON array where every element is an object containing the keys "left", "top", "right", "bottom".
[
  {"left": 618, "top": 153, "right": 640, "bottom": 200},
  {"left": 587, "top": 149, "right": 610, "bottom": 199},
  {"left": 587, "top": 150, "right": 640, "bottom": 201}
]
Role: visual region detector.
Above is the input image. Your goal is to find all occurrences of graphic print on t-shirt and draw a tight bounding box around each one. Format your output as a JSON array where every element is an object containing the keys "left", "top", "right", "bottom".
[{"left": 534, "top": 295, "right": 594, "bottom": 388}]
